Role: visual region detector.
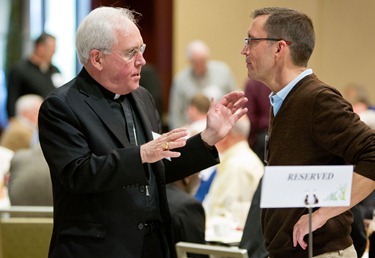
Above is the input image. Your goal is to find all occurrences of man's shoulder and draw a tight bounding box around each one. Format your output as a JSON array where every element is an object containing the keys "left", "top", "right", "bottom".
[
  {"left": 292, "top": 75, "right": 341, "bottom": 101},
  {"left": 48, "top": 78, "right": 77, "bottom": 96},
  {"left": 208, "top": 60, "right": 232, "bottom": 71},
  {"left": 300, "top": 75, "right": 336, "bottom": 91},
  {"left": 41, "top": 77, "right": 80, "bottom": 108},
  {"left": 9, "top": 59, "right": 35, "bottom": 74},
  {"left": 224, "top": 142, "right": 264, "bottom": 169},
  {"left": 50, "top": 64, "right": 61, "bottom": 73},
  {"left": 167, "top": 185, "right": 200, "bottom": 206},
  {"left": 173, "top": 67, "right": 193, "bottom": 82},
  {"left": 5, "top": 118, "right": 31, "bottom": 132}
]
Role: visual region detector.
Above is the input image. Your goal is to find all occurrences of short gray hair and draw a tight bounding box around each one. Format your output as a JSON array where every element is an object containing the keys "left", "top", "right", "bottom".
[
  {"left": 76, "top": 7, "right": 140, "bottom": 65},
  {"left": 15, "top": 94, "right": 43, "bottom": 117},
  {"left": 252, "top": 7, "right": 315, "bottom": 67},
  {"left": 186, "top": 40, "right": 210, "bottom": 60},
  {"left": 231, "top": 115, "right": 251, "bottom": 138}
]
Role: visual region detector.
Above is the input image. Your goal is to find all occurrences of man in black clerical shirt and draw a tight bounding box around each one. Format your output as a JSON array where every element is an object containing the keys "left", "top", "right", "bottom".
[{"left": 38, "top": 6, "right": 248, "bottom": 258}]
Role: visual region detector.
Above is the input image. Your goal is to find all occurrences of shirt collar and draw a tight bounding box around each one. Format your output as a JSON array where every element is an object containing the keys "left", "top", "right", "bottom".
[
  {"left": 272, "top": 68, "right": 313, "bottom": 101},
  {"left": 276, "top": 69, "right": 313, "bottom": 100},
  {"left": 268, "top": 69, "right": 313, "bottom": 116},
  {"left": 99, "top": 86, "right": 125, "bottom": 101}
]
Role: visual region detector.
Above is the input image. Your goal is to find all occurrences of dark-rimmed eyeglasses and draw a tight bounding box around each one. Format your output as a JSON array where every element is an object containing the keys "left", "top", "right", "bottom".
[{"left": 244, "top": 37, "right": 292, "bottom": 47}]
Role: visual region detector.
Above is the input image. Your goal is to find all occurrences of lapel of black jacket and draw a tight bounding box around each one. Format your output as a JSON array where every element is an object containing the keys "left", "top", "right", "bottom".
[
  {"left": 129, "top": 90, "right": 154, "bottom": 143},
  {"left": 77, "top": 69, "right": 128, "bottom": 146},
  {"left": 130, "top": 89, "right": 166, "bottom": 181}
]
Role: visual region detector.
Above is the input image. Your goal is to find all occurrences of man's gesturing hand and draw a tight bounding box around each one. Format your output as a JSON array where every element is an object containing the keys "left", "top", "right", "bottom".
[
  {"left": 140, "top": 128, "right": 188, "bottom": 163},
  {"left": 201, "top": 91, "right": 248, "bottom": 146}
]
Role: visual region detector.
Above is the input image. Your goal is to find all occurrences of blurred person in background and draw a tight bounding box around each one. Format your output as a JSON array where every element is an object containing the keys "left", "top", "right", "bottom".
[
  {"left": 6, "top": 32, "right": 63, "bottom": 118},
  {"left": 168, "top": 40, "right": 237, "bottom": 129},
  {"left": 344, "top": 83, "right": 375, "bottom": 128},
  {"left": 186, "top": 93, "right": 210, "bottom": 137},
  {"left": 203, "top": 115, "right": 264, "bottom": 229},
  {"left": 239, "top": 79, "right": 270, "bottom": 257},
  {"left": 139, "top": 63, "right": 163, "bottom": 119},
  {"left": 244, "top": 78, "right": 271, "bottom": 163},
  {"left": 1, "top": 94, "right": 43, "bottom": 151},
  {"left": 0, "top": 70, "right": 8, "bottom": 135},
  {"left": 184, "top": 94, "right": 217, "bottom": 203},
  {"left": 168, "top": 95, "right": 211, "bottom": 251},
  {"left": 344, "top": 83, "right": 375, "bottom": 258},
  {"left": 8, "top": 142, "right": 52, "bottom": 206},
  {"left": 239, "top": 177, "right": 269, "bottom": 258},
  {"left": 167, "top": 173, "right": 208, "bottom": 258},
  {"left": 0, "top": 146, "right": 13, "bottom": 208}
]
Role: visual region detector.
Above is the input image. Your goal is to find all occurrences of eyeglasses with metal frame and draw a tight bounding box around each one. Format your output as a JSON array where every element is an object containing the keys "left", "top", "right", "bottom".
[
  {"left": 102, "top": 44, "right": 146, "bottom": 62},
  {"left": 244, "top": 37, "right": 292, "bottom": 47}
]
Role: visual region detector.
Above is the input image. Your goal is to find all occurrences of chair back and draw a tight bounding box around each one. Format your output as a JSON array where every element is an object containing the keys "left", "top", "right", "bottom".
[
  {"left": 0, "top": 206, "right": 53, "bottom": 258},
  {"left": 176, "top": 241, "right": 249, "bottom": 258}
]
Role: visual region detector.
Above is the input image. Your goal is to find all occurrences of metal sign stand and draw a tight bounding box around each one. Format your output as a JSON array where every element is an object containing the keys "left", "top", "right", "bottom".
[{"left": 304, "top": 193, "right": 319, "bottom": 258}]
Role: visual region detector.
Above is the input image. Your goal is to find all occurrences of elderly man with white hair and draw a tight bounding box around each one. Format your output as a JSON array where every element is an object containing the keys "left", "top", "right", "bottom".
[
  {"left": 168, "top": 40, "right": 237, "bottom": 129},
  {"left": 203, "top": 115, "right": 264, "bottom": 229},
  {"left": 0, "top": 94, "right": 43, "bottom": 151}
]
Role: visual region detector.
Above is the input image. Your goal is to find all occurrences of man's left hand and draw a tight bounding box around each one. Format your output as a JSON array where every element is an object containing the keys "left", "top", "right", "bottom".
[{"left": 201, "top": 91, "right": 248, "bottom": 146}]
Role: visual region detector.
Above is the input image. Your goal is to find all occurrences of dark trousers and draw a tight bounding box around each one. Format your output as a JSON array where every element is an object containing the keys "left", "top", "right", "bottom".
[
  {"left": 239, "top": 178, "right": 269, "bottom": 258},
  {"left": 369, "top": 232, "right": 375, "bottom": 258}
]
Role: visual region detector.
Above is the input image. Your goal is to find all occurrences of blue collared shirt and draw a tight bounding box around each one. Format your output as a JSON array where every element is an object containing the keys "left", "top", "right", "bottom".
[{"left": 269, "top": 69, "right": 313, "bottom": 116}]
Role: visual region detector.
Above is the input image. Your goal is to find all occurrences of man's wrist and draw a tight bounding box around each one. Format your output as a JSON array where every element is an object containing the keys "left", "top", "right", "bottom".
[{"left": 200, "top": 131, "right": 215, "bottom": 149}]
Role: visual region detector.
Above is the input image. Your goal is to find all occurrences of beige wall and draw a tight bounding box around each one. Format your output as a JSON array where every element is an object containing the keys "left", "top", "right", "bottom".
[{"left": 173, "top": 0, "right": 375, "bottom": 103}]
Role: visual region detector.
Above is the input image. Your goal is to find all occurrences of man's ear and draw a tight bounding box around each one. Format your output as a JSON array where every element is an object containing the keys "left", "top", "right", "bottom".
[
  {"left": 90, "top": 49, "right": 103, "bottom": 69},
  {"left": 276, "top": 40, "right": 289, "bottom": 54}
]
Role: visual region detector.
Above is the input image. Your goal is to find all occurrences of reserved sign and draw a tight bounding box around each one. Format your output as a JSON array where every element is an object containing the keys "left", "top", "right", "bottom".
[{"left": 260, "top": 165, "right": 353, "bottom": 208}]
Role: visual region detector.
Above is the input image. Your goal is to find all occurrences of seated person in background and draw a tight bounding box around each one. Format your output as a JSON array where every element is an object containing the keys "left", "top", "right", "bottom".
[
  {"left": 203, "top": 115, "right": 264, "bottom": 229},
  {"left": 166, "top": 174, "right": 207, "bottom": 258},
  {"left": 239, "top": 178, "right": 269, "bottom": 258},
  {"left": 8, "top": 142, "right": 52, "bottom": 206},
  {"left": 344, "top": 83, "right": 375, "bottom": 128},
  {"left": 168, "top": 40, "right": 237, "bottom": 129},
  {"left": 239, "top": 81, "right": 270, "bottom": 258},
  {"left": 0, "top": 146, "right": 14, "bottom": 208},
  {"left": 0, "top": 69, "right": 8, "bottom": 135},
  {"left": 184, "top": 94, "right": 217, "bottom": 203},
  {"left": 139, "top": 63, "right": 163, "bottom": 119},
  {"left": 0, "top": 94, "right": 43, "bottom": 152},
  {"left": 186, "top": 93, "right": 210, "bottom": 137}
]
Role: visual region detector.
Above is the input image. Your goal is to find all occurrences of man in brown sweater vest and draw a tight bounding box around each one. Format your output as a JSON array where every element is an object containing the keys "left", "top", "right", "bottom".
[{"left": 240, "top": 7, "right": 375, "bottom": 258}]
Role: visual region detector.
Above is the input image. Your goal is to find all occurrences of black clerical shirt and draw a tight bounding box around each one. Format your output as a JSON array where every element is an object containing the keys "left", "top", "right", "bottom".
[{"left": 100, "top": 86, "right": 161, "bottom": 223}]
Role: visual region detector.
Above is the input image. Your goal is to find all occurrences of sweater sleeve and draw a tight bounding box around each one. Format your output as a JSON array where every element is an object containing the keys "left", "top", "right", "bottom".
[{"left": 312, "top": 87, "right": 375, "bottom": 180}]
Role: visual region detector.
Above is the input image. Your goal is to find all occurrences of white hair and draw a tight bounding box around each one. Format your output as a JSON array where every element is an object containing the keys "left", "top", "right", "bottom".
[
  {"left": 186, "top": 40, "right": 210, "bottom": 60},
  {"left": 75, "top": 7, "right": 139, "bottom": 65},
  {"left": 231, "top": 115, "right": 251, "bottom": 138},
  {"left": 15, "top": 94, "right": 43, "bottom": 117}
]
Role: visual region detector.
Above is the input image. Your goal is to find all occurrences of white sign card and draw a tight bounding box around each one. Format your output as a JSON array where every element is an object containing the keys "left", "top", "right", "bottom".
[{"left": 260, "top": 165, "right": 353, "bottom": 208}]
